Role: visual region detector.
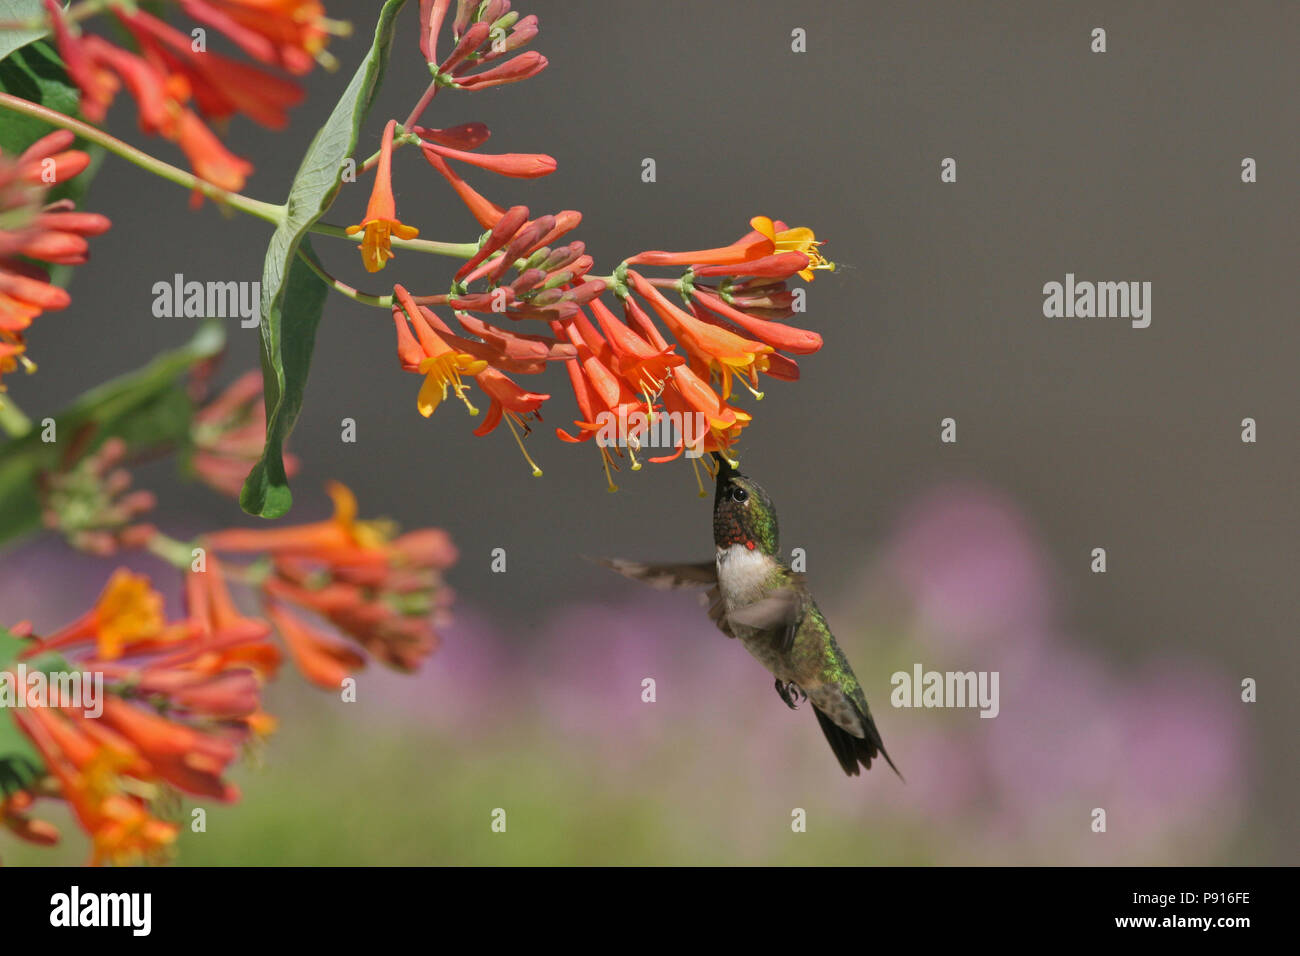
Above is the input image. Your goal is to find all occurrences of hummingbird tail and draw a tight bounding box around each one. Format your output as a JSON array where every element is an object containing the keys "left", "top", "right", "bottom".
[{"left": 813, "top": 705, "right": 903, "bottom": 780}]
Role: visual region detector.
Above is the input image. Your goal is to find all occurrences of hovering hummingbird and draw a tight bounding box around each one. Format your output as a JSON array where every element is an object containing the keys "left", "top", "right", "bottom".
[{"left": 597, "top": 453, "right": 900, "bottom": 778}]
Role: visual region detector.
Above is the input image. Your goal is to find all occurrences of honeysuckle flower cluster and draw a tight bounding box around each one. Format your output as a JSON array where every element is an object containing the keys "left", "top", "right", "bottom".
[
  {"left": 2, "top": 569, "right": 274, "bottom": 864},
  {"left": 4, "top": 476, "right": 457, "bottom": 863},
  {"left": 37, "top": 423, "right": 455, "bottom": 690},
  {"left": 348, "top": 1, "right": 836, "bottom": 490},
  {"left": 421, "top": 0, "right": 545, "bottom": 90},
  {"left": 4, "top": 0, "right": 837, "bottom": 486},
  {"left": 0, "top": 0, "right": 834, "bottom": 863},
  {"left": 206, "top": 482, "right": 457, "bottom": 684},
  {"left": 44, "top": 0, "right": 345, "bottom": 196},
  {"left": 0, "top": 131, "right": 109, "bottom": 397},
  {"left": 40, "top": 436, "right": 157, "bottom": 555}
]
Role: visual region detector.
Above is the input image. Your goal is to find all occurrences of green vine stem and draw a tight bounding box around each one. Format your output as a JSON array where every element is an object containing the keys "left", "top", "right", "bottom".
[
  {"left": 0, "top": 92, "right": 284, "bottom": 222},
  {"left": 144, "top": 530, "right": 201, "bottom": 570},
  {"left": 295, "top": 248, "right": 393, "bottom": 308},
  {"left": 0, "top": 93, "right": 480, "bottom": 259}
]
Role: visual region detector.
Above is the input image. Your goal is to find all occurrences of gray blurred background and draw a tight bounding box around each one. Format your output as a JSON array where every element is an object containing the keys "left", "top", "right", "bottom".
[{"left": 3, "top": 1, "right": 1296, "bottom": 861}]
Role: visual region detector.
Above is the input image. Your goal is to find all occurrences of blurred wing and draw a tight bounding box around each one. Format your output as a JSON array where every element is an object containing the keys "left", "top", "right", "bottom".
[
  {"left": 591, "top": 557, "right": 717, "bottom": 590},
  {"left": 726, "top": 586, "right": 805, "bottom": 654},
  {"left": 592, "top": 557, "right": 735, "bottom": 639},
  {"left": 704, "top": 584, "right": 735, "bottom": 639}
]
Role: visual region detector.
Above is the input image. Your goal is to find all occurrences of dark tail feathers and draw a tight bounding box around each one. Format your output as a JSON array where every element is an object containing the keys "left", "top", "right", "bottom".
[{"left": 813, "top": 706, "right": 903, "bottom": 780}]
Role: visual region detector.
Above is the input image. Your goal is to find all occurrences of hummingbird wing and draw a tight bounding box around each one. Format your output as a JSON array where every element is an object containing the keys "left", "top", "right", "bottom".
[
  {"left": 592, "top": 558, "right": 735, "bottom": 639},
  {"left": 591, "top": 557, "right": 716, "bottom": 589},
  {"left": 725, "top": 586, "right": 806, "bottom": 655}
]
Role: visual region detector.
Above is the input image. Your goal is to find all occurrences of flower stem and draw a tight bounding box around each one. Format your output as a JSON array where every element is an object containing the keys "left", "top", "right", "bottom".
[
  {"left": 0, "top": 93, "right": 285, "bottom": 224},
  {"left": 357, "top": 130, "right": 419, "bottom": 175},
  {"left": 295, "top": 248, "right": 392, "bottom": 308},
  {"left": 145, "top": 530, "right": 200, "bottom": 571},
  {"left": 402, "top": 81, "right": 441, "bottom": 131},
  {"left": 0, "top": 95, "right": 478, "bottom": 259}
]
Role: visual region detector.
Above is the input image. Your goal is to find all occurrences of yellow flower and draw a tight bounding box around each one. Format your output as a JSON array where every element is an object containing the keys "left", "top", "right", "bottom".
[
  {"left": 417, "top": 342, "right": 488, "bottom": 418},
  {"left": 94, "top": 570, "right": 165, "bottom": 659},
  {"left": 750, "top": 215, "right": 835, "bottom": 281},
  {"left": 346, "top": 119, "right": 419, "bottom": 272},
  {"left": 324, "top": 480, "right": 390, "bottom": 550}
]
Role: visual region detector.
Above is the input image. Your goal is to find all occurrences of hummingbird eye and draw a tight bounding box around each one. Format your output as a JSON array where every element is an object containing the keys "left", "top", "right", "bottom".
[{"left": 730, "top": 487, "right": 749, "bottom": 503}]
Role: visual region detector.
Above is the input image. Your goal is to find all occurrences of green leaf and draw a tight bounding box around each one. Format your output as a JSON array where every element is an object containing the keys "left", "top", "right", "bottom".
[
  {"left": 241, "top": 0, "right": 408, "bottom": 519},
  {"left": 0, "top": 628, "right": 45, "bottom": 794},
  {"left": 0, "top": 0, "right": 49, "bottom": 64},
  {"left": 239, "top": 242, "right": 329, "bottom": 518},
  {"left": 0, "top": 40, "right": 77, "bottom": 154},
  {"left": 0, "top": 324, "right": 226, "bottom": 547}
]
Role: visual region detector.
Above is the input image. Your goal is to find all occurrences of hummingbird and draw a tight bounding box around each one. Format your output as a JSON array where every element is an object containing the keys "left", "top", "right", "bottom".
[{"left": 597, "top": 453, "right": 900, "bottom": 778}]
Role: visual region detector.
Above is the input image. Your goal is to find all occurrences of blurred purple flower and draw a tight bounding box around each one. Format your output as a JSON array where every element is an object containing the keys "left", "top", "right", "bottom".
[{"left": 889, "top": 484, "right": 1054, "bottom": 651}]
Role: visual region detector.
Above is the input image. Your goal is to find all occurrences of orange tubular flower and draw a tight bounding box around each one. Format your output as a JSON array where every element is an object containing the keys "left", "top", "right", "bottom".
[
  {"left": 587, "top": 298, "right": 684, "bottom": 408},
  {"left": 421, "top": 147, "right": 507, "bottom": 228},
  {"left": 749, "top": 216, "right": 835, "bottom": 281},
  {"left": 121, "top": 9, "right": 305, "bottom": 130},
  {"left": 627, "top": 222, "right": 774, "bottom": 268},
  {"left": 13, "top": 704, "right": 181, "bottom": 865},
  {"left": 656, "top": 364, "right": 751, "bottom": 465},
  {"left": 70, "top": 34, "right": 255, "bottom": 200},
  {"left": 207, "top": 483, "right": 457, "bottom": 676},
  {"left": 551, "top": 319, "right": 654, "bottom": 488},
  {"left": 628, "top": 271, "right": 772, "bottom": 401},
  {"left": 392, "top": 285, "right": 486, "bottom": 417},
  {"left": 627, "top": 216, "right": 835, "bottom": 281},
  {"left": 347, "top": 120, "right": 420, "bottom": 272},
  {"left": 44, "top": 0, "right": 118, "bottom": 122},
  {"left": 0, "top": 131, "right": 109, "bottom": 393},
  {"left": 264, "top": 601, "right": 364, "bottom": 690},
  {"left": 473, "top": 366, "right": 549, "bottom": 476},
  {"left": 3, "top": 568, "right": 277, "bottom": 864},
  {"left": 23, "top": 569, "right": 188, "bottom": 661},
  {"left": 689, "top": 288, "right": 823, "bottom": 355},
  {"left": 206, "top": 481, "right": 389, "bottom": 559},
  {"left": 419, "top": 0, "right": 453, "bottom": 63},
  {"left": 177, "top": 0, "right": 342, "bottom": 75},
  {"left": 418, "top": 139, "right": 557, "bottom": 179},
  {"left": 46, "top": 0, "right": 336, "bottom": 200},
  {"left": 183, "top": 556, "right": 282, "bottom": 678}
]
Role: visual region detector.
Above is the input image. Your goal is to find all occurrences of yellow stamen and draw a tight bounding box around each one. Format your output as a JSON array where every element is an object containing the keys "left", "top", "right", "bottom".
[
  {"left": 417, "top": 353, "right": 487, "bottom": 417},
  {"left": 600, "top": 447, "right": 619, "bottom": 493},
  {"left": 504, "top": 412, "right": 543, "bottom": 477}
]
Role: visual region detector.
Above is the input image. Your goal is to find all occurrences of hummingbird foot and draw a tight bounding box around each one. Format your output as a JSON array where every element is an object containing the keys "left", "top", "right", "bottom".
[{"left": 774, "top": 678, "right": 806, "bottom": 710}]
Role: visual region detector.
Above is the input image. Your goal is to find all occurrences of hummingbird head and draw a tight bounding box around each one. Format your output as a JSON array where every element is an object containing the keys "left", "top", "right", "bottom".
[{"left": 711, "top": 453, "right": 778, "bottom": 555}]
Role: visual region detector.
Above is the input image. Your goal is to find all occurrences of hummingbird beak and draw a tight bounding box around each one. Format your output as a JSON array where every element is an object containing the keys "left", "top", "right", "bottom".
[{"left": 711, "top": 452, "right": 740, "bottom": 506}]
